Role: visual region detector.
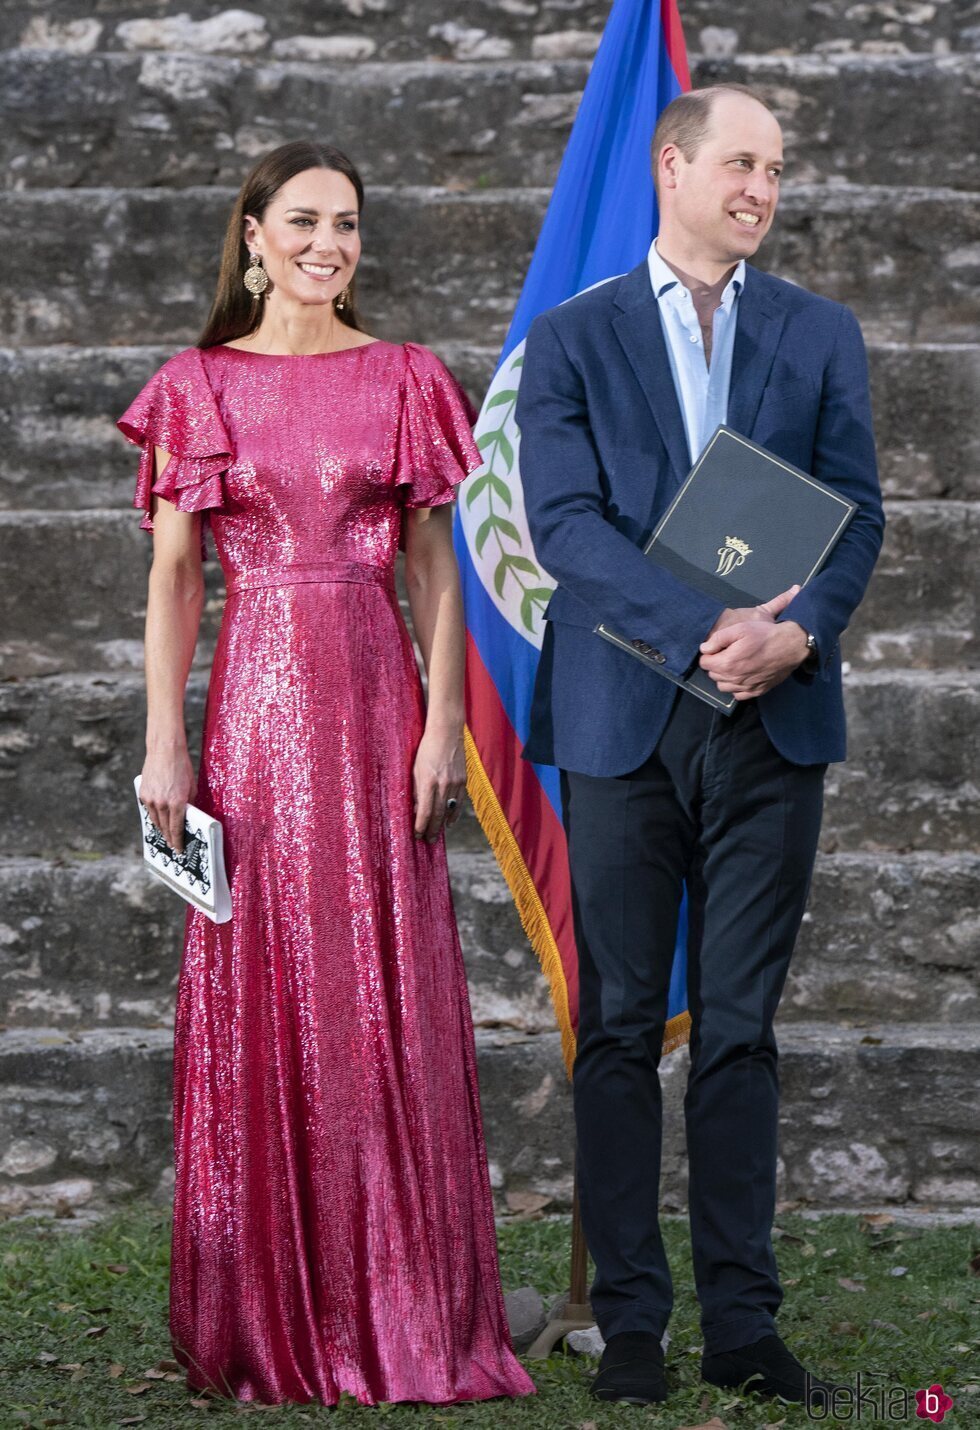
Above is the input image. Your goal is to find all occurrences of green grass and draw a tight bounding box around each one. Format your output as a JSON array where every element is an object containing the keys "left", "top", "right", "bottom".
[{"left": 1, "top": 1208, "right": 978, "bottom": 1428}]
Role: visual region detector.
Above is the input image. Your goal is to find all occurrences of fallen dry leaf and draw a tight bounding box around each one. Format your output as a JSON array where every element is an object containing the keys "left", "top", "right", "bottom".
[
  {"left": 189, "top": 1399, "right": 211, "bottom": 1409},
  {"left": 831, "top": 1321, "right": 861, "bottom": 1335},
  {"left": 53, "top": 1198, "right": 76, "bottom": 1219},
  {"left": 38, "top": 1351, "right": 58, "bottom": 1364},
  {"left": 142, "top": 1368, "right": 167, "bottom": 1379},
  {"left": 771, "top": 1227, "right": 804, "bottom": 1245},
  {"left": 800, "top": 1243, "right": 816, "bottom": 1258},
  {"left": 675, "top": 1418, "right": 728, "bottom": 1430},
  {"left": 969, "top": 1252, "right": 980, "bottom": 1276},
  {"left": 503, "top": 1189, "right": 553, "bottom": 1215},
  {"left": 108, "top": 1363, "right": 125, "bottom": 1378},
  {"left": 56, "top": 1363, "right": 82, "bottom": 1372},
  {"left": 119, "top": 1418, "right": 147, "bottom": 1426},
  {"left": 859, "top": 1213, "right": 896, "bottom": 1231},
  {"left": 860, "top": 1035, "right": 883, "bottom": 1045},
  {"left": 105, "top": 1262, "right": 129, "bottom": 1275},
  {"left": 917, "top": 1310, "right": 938, "bottom": 1321},
  {"left": 55, "top": 1302, "right": 76, "bottom": 1312},
  {"left": 83, "top": 1325, "right": 107, "bottom": 1339},
  {"left": 838, "top": 1277, "right": 867, "bottom": 1293},
  {"left": 155, "top": 1358, "right": 181, "bottom": 1372},
  {"left": 579, "top": 1422, "right": 599, "bottom": 1430},
  {"left": 124, "top": 1382, "right": 152, "bottom": 1395}
]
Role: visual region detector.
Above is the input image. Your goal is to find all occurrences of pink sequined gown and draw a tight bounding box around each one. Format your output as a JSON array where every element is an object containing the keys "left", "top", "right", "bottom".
[{"left": 118, "top": 342, "right": 534, "bottom": 1407}]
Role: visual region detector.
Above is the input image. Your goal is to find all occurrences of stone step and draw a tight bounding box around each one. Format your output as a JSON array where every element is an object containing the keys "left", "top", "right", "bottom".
[
  {"left": 1, "top": 499, "right": 975, "bottom": 677},
  {"left": 4, "top": 0, "right": 974, "bottom": 60},
  {"left": 1, "top": 851, "right": 975, "bottom": 1033},
  {"left": 2, "top": 1021, "right": 978, "bottom": 1215},
  {"left": 5, "top": 185, "right": 979, "bottom": 348},
  {"left": 0, "top": 669, "right": 976, "bottom": 858},
  {"left": 3, "top": 343, "right": 978, "bottom": 512},
  {"left": 2, "top": 50, "right": 976, "bottom": 191},
  {"left": 845, "top": 499, "right": 980, "bottom": 670}
]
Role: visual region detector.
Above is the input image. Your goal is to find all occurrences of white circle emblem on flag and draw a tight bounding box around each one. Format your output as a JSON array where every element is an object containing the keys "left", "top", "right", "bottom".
[{"left": 458, "top": 340, "right": 556, "bottom": 649}]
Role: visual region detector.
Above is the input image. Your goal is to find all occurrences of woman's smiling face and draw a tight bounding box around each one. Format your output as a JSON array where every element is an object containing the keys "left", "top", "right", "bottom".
[{"left": 243, "top": 167, "right": 362, "bottom": 309}]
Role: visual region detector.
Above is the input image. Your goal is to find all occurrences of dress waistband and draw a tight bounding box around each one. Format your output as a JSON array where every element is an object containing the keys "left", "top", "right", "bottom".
[{"left": 226, "top": 561, "right": 395, "bottom": 595}]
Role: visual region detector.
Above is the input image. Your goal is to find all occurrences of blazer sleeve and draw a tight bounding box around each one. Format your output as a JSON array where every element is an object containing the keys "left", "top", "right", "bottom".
[
  {"left": 778, "top": 305, "right": 885, "bottom": 680},
  {"left": 517, "top": 310, "right": 724, "bottom": 678}
]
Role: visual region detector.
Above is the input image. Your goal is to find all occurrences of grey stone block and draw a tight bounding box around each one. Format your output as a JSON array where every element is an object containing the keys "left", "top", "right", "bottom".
[
  {"left": 846, "top": 500, "right": 980, "bottom": 671},
  {"left": 1, "top": 498, "right": 975, "bottom": 675},
  {"left": 5, "top": 186, "right": 979, "bottom": 348},
  {"left": 786, "top": 853, "right": 980, "bottom": 1024},
  {"left": 3, "top": 0, "right": 975, "bottom": 58},
  {"left": 773, "top": 1023, "right": 980, "bottom": 1207},
  {"left": 0, "top": 847, "right": 555, "bottom": 1034},
  {"left": 2, "top": 50, "right": 975, "bottom": 191},
  {"left": 0, "top": 670, "right": 975, "bottom": 856},
  {"left": 3, "top": 1022, "right": 977, "bottom": 1215},
  {"left": 0, "top": 672, "right": 206, "bottom": 857},
  {"left": 0, "top": 857, "right": 184, "bottom": 1028},
  {"left": 689, "top": 53, "right": 979, "bottom": 190},
  {"left": 3, "top": 850, "right": 974, "bottom": 1032},
  {"left": 0, "top": 1027, "right": 174, "bottom": 1202},
  {"left": 868, "top": 343, "right": 980, "bottom": 501},
  {"left": 826, "top": 671, "right": 980, "bottom": 852},
  {"left": 0, "top": 510, "right": 221, "bottom": 678},
  {"left": 3, "top": 343, "right": 978, "bottom": 509},
  {"left": 0, "top": 52, "right": 591, "bottom": 191}
]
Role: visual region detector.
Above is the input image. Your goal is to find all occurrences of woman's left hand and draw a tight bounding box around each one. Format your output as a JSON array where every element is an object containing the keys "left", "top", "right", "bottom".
[{"left": 413, "top": 726, "right": 466, "bottom": 842}]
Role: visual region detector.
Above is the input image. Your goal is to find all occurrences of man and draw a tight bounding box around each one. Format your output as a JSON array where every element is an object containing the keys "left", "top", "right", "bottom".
[{"left": 516, "top": 85, "right": 884, "bottom": 1406}]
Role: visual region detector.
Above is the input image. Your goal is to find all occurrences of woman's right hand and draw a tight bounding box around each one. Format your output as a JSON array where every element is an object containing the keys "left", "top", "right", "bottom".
[{"left": 140, "top": 750, "right": 196, "bottom": 854}]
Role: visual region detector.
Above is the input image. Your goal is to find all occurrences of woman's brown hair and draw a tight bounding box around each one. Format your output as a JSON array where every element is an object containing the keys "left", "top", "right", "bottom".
[{"left": 198, "top": 141, "right": 366, "bottom": 348}]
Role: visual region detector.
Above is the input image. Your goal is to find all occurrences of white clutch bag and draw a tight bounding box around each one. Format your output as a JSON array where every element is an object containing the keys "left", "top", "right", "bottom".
[{"left": 133, "top": 775, "right": 232, "bottom": 923}]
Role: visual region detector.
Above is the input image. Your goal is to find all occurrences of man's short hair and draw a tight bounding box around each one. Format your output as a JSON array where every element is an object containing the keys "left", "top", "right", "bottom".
[{"left": 651, "top": 84, "right": 776, "bottom": 194}]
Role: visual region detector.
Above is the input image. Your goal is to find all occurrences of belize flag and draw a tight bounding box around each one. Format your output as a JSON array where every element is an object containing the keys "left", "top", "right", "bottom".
[{"left": 455, "top": 0, "right": 692, "bottom": 1074}]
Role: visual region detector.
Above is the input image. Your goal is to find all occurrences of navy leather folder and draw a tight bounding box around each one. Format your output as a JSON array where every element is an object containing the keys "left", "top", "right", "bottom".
[{"left": 595, "top": 425, "right": 857, "bottom": 712}]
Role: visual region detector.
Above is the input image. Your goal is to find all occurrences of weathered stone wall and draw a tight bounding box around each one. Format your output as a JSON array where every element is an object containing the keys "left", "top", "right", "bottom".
[{"left": 1, "top": 0, "right": 978, "bottom": 1219}]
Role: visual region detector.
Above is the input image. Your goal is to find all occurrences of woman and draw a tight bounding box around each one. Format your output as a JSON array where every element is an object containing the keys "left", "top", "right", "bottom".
[{"left": 119, "top": 140, "right": 534, "bottom": 1408}]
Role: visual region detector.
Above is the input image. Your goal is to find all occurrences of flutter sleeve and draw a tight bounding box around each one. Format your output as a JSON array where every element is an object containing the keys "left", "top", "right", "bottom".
[
  {"left": 395, "top": 342, "right": 483, "bottom": 508},
  {"left": 117, "top": 347, "right": 232, "bottom": 550}
]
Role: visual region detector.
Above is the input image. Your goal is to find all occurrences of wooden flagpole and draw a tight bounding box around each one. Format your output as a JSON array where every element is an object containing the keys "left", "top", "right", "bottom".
[{"left": 526, "top": 1166, "right": 594, "bottom": 1357}]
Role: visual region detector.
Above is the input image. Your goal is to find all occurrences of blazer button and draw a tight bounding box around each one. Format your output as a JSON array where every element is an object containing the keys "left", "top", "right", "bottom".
[
  {"left": 631, "top": 639, "right": 652, "bottom": 654},
  {"left": 654, "top": 652, "right": 666, "bottom": 664}
]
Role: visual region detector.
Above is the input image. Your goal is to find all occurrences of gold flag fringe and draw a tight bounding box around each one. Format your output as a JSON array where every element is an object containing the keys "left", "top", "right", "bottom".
[{"left": 464, "top": 726, "right": 690, "bottom": 1077}]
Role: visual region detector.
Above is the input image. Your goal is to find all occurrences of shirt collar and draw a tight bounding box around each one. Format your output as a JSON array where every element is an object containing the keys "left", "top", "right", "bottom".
[{"left": 647, "top": 239, "right": 745, "bottom": 308}]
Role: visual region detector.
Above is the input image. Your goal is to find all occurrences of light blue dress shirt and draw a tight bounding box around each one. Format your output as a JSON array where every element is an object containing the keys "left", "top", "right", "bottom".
[{"left": 647, "top": 240, "right": 745, "bottom": 463}]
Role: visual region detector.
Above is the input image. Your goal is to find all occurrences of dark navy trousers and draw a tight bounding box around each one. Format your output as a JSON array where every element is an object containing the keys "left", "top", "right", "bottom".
[{"left": 561, "top": 690, "right": 825, "bottom": 1354}]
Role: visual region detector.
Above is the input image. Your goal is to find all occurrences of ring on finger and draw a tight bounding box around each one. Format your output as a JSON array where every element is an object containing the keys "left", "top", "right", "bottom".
[{"left": 446, "top": 797, "right": 459, "bottom": 812}]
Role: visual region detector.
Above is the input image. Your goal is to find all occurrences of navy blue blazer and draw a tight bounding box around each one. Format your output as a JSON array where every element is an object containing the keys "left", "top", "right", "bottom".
[{"left": 517, "top": 260, "right": 885, "bottom": 773}]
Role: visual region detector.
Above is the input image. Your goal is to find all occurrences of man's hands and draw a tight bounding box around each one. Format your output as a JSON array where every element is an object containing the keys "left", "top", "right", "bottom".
[{"left": 699, "top": 584, "right": 810, "bottom": 701}]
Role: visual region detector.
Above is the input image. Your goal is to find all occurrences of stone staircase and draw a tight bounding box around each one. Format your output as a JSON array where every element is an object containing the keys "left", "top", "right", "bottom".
[{"left": 1, "top": 0, "right": 978, "bottom": 1219}]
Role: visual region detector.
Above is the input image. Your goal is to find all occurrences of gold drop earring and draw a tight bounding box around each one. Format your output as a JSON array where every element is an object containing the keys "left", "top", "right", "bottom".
[
  {"left": 243, "top": 252, "right": 268, "bottom": 296},
  {"left": 335, "top": 286, "right": 350, "bottom": 312}
]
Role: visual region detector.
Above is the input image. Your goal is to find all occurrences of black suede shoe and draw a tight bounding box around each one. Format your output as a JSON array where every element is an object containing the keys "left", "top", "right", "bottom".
[
  {"left": 702, "top": 1332, "right": 843, "bottom": 1405},
  {"left": 591, "top": 1331, "right": 667, "bottom": 1404}
]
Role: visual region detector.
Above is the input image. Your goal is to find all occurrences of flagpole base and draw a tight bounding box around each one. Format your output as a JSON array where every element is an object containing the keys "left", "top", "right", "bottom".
[{"left": 525, "top": 1304, "right": 595, "bottom": 1359}]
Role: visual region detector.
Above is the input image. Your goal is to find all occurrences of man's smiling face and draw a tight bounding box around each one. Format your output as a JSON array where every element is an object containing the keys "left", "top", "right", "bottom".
[{"left": 664, "top": 92, "right": 784, "bottom": 267}]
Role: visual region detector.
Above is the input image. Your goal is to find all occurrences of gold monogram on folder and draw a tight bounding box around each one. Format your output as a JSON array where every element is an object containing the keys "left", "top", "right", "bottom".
[
  {"left": 715, "top": 536, "right": 752, "bottom": 577},
  {"left": 594, "top": 425, "right": 857, "bottom": 714}
]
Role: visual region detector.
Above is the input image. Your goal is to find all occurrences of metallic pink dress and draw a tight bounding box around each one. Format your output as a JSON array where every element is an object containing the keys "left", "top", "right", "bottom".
[{"left": 119, "top": 342, "right": 534, "bottom": 1407}]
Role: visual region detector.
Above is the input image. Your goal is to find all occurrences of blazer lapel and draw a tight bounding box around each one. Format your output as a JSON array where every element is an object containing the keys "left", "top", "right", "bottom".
[
  {"left": 612, "top": 261, "right": 690, "bottom": 487},
  {"left": 727, "top": 266, "right": 786, "bottom": 437}
]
